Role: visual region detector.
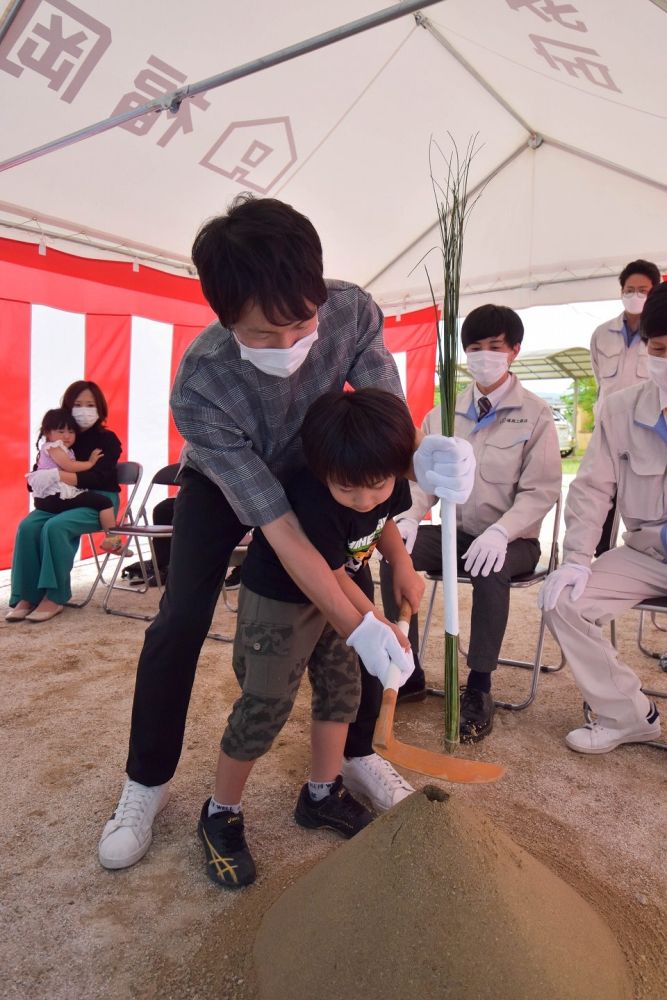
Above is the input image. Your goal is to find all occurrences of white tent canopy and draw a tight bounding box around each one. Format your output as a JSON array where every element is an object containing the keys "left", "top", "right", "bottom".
[{"left": 1, "top": 0, "right": 666, "bottom": 312}]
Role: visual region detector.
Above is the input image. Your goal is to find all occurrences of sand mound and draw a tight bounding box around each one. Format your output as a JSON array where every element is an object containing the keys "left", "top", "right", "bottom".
[{"left": 254, "top": 787, "right": 631, "bottom": 1000}]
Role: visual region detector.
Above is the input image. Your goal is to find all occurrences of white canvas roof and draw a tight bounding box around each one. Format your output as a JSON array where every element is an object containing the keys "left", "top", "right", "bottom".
[{"left": 1, "top": 0, "right": 666, "bottom": 313}]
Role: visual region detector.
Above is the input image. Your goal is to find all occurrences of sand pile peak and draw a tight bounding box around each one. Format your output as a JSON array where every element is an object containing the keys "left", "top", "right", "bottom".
[{"left": 254, "top": 787, "right": 631, "bottom": 1000}]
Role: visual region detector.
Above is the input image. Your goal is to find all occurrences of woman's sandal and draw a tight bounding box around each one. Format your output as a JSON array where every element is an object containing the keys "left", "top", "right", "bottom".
[{"left": 100, "top": 535, "right": 134, "bottom": 557}]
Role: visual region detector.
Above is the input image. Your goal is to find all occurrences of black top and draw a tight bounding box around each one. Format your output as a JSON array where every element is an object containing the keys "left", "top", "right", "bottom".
[
  {"left": 242, "top": 468, "right": 411, "bottom": 603},
  {"left": 72, "top": 425, "right": 122, "bottom": 492}
]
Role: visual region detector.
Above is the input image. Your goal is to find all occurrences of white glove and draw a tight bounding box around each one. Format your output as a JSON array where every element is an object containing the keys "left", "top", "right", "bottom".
[
  {"left": 463, "top": 524, "right": 508, "bottom": 577},
  {"left": 413, "top": 435, "right": 476, "bottom": 504},
  {"left": 346, "top": 612, "right": 415, "bottom": 688},
  {"left": 537, "top": 563, "right": 592, "bottom": 611},
  {"left": 396, "top": 518, "right": 419, "bottom": 555}
]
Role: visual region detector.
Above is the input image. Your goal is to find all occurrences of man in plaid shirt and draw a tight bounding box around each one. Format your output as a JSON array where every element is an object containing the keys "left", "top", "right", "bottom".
[{"left": 99, "top": 194, "right": 475, "bottom": 870}]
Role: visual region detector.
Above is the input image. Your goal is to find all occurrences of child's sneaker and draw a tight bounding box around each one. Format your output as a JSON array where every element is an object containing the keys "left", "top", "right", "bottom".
[
  {"left": 198, "top": 800, "right": 256, "bottom": 888},
  {"left": 294, "top": 776, "right": 373, "bottom": 838}
]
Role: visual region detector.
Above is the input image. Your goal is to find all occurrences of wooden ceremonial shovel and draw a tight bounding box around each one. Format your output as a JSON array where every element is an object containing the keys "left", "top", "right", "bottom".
[{"left": 372, "top": 600, "right": 505, "bottom": 784}]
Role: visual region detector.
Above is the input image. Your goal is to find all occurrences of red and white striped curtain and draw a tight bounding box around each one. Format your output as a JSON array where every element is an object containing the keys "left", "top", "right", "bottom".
[{"left": 0, "top": 239, "right": 436, "bottom": 569}]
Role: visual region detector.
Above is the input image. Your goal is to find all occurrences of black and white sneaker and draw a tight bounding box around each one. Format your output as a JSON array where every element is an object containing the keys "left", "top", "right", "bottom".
[
  {"left": 198, "top": 800, "right": 256, "bottom": 888},
  {"left": 294, "top": 776, "right": 373, "bottom": 838}
]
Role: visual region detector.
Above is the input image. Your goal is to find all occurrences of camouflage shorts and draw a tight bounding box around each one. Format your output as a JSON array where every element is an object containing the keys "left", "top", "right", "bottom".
[{"left": 222, "top": 586, "right": 361, "bottom": 761}]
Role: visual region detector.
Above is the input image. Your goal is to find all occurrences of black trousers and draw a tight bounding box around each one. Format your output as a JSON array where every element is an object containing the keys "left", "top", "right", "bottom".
[
  {"left": 126, "top": 467, "right": 382, "bottom": 784},
  {"left": 151, "top": 496, "right": 175, "bottom": 574},
  {"left": 380, "top": 524, "right": 540, "bottom": 677},
  {"left": 34, "top": 491, "right": 114, "bottom": 514}
]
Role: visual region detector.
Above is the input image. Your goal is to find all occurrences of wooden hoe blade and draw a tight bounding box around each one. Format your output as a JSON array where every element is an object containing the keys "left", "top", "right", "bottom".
[{"left": 371, "top": 601, "right": 505, "bottom": 784}]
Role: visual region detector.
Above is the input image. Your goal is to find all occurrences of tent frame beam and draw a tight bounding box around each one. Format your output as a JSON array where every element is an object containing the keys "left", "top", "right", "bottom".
[
  {"left": 0, "top": 0, "right": 443, "bottom": 174},
  {"left": 366, "top": 14, "right": 667, "bottom": 295}
]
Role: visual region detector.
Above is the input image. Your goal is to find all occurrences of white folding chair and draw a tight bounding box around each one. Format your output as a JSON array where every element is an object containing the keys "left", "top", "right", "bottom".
[
  {"left": 68, "top": 460, "right": 143, "bottom": 608},
  {"left": 419, "top": 494, "right": 564, "bottom": 712}
]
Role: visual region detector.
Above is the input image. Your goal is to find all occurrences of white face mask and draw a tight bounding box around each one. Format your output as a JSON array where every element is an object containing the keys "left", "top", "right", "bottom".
[
  {"left": 647, "top": 355, "right": 667, "bottom": 392},
  {"left": 72, "top": 406, "right": 99, "bottom": 429},
  {"left": 622, "top": 293, "right": 648, "bottom": 316},
  {"left": 234, "top": 326, "right": 318, "bottom": 378},
  {"left": 465, "top": 350, "right": 510, "bottom": 387}
]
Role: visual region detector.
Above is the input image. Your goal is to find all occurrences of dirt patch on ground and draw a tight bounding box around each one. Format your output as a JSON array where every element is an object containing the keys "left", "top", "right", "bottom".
[
  {"left": 255, "top": 790, "right": 631, "bottom": 1000},
  {"left": 2, "top": 559, "right": 666, "bottom": 1000}
]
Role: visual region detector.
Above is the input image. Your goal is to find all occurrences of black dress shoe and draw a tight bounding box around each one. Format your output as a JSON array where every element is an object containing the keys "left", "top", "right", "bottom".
[
  {"left": 397, "top": 666, "right": 427, "bottom": 704},
  {"left": 460, "top": 686, "right": 495, "bottom": 743}
]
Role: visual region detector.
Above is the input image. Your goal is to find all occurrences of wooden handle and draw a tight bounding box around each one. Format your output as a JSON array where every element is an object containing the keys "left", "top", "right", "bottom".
[
  {"left": 373, "top": 688, "right": 398, "bottom": 749},
  {"left": 398, "top": 597, "right": 413, "bottom": 626}
]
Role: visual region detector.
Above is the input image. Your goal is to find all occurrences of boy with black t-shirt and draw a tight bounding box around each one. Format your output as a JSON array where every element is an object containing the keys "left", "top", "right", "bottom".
[{"left": 198, "top": 389, "right": 421, "bottom": 888}]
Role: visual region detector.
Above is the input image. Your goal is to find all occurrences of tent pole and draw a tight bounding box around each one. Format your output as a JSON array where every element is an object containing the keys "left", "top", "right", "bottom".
[
  {"left": 0, "top": 0, "right": 443, "bottom": 173},
  {"left": 415, "top": 14, "right": 535, "bottom": 135},
  {"left": 572, "top": 379, "right": 580, "bottom": 454},
  {"left": 0, "top": 0, "right": 26, "bottom": 46}
]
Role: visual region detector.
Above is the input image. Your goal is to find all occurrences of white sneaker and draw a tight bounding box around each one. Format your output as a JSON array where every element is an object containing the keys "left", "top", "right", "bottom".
[
  {"left": 566, "top": 703, "right": 661, "bottom": 755},
  {"left": 342, "top": 753, "right": 414, "bottom": 812},
  {"left": 98, "top": 779, "right": 171, "bottom": 869}
]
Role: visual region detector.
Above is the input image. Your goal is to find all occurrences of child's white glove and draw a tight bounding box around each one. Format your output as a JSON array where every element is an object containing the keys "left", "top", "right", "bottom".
[
  {"left": 396, "top": 517, "right": 419, "bottom": 555},
  {"left": 346, "top": 612, "right": 415, "bottom": 688},
  {"left": 463, "top": 524, "right": 508, "bottom": 577},
  {"left": 413, "top": 435, "right": 476, "bottom": 504},
  {"left": 537, "top": 563, "right": 591, "bottom": 611}
]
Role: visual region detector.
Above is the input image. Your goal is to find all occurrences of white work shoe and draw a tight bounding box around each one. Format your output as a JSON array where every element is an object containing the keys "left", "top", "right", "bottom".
[
  {"left": 342, "top": 753, "right": 414, "bottom": 812},
  {"left": 565, "top": 703, "right": 661, "bottom": 755},
  {"left": 98, "top": 779, "right": 171, "bottom": 869}
]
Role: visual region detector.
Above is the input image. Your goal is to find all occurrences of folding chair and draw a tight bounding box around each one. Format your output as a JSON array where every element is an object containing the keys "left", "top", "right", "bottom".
[
  {"left": 419, "top": 493, "right": 564, "bottom": 712},
  {"left": 68, "top": 460, "right": 143, "bottom": 608},
  {"left": 102, "top": 463, "right": 180, "bottom": 619},
  {"left": 102, "top": 463, "right": 248, "bottom": 642}
]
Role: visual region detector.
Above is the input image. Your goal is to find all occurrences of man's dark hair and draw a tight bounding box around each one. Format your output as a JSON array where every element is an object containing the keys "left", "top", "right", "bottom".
[
  {"left": 640, "top": 281, "right": 667, "bottom": 340},
  {"left": 192, "top": 194, "right": 328, "bottom": 328},
  {"left": 461, "top": 304, "right": 524, "bottom": 349},
  {"left": 301, "top": 389, "right": 415, "bottom": 488},
  {"left": 618, "top": 259, "right": 661, "bottom": 288},
  {"left": 61, "top": 380, "right": 108, "bottom": 423},
  {"left": 37, "top": 407, "right": 78, "bottom": 450}
]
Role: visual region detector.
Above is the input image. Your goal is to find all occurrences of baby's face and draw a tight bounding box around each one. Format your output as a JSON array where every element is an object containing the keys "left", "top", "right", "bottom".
[{"left": 48, "top": 426, "right": 76, "bottom": 448}]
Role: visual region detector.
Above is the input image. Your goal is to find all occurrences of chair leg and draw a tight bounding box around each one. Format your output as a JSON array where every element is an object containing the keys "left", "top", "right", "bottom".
[
  {"left": 103, "top": 539, "right": 159, "bottom": 621},
  {"left": 421, "top": 577, "right": 565, "bottom": 712},
  {"left": 67, "top": 537, "right": 112, "bottom": 608},
  {"left": 651, "top": 611, "right": 667, "bottom": 633},
  {"left": 637, "top": 610, "right": 665, "bottom": 660},
  {"left": 418, "top": 579, "right": 439, "bottom": 663}
]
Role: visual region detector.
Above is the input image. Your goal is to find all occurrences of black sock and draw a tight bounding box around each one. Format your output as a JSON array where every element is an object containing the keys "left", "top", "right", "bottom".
[{"left": 466, "top": 670, "right": 491, "bottom": 694}]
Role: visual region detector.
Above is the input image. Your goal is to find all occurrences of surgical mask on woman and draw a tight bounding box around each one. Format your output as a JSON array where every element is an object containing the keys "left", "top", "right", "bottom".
[
  {"left": 234, "top": 326, "right": 319, "bottom": 378},
  {"left": 647, "top": 355, "right": 667, "bottom": 392},
  {"left": 621, "top": 293, "right": 648, "bottom": 316},
  {"left": 72, "top": 406, "right": 99, "bottom": 429},
  {"left": 465, "top": 350, "right": 510, "bottom": 387}
]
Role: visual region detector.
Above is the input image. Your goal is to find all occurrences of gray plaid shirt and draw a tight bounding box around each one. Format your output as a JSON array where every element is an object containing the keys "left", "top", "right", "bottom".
[{"left": 171, "top": 279, "right": 404, "bottom": 526}]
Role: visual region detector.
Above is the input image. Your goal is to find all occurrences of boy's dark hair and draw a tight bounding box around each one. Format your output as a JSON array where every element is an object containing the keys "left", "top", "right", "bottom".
[
  {"left": 37, "top": 407, "right": 78, "bottom": 450},
  {"left": 61, "top": 380, "right": 108, "bottom": 423},
  {"left": 301, "top": 389, "right": 415, "bottom": 488},
  {"left": 461, "top": 304, "right": 524, "bottom": 349},
  {"left": 640, "top": 281, "right": 667, "bottom": 340},
  {"left": 618, "top": 259, "right": 661, "bottom": 288},
  {"left": 192, "top": 194, "right": 328, "bottom": 328}
]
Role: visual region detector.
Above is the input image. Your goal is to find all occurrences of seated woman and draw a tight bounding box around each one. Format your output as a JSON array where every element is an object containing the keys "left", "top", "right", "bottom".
[{"left": 6, "top": 380, "right": 122, "bottom": 623}]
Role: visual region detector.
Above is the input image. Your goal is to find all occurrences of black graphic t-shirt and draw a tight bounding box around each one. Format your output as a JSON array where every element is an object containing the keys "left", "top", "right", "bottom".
[{"left": 241, "top": 467, "right": 412, "bottom": 603}]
